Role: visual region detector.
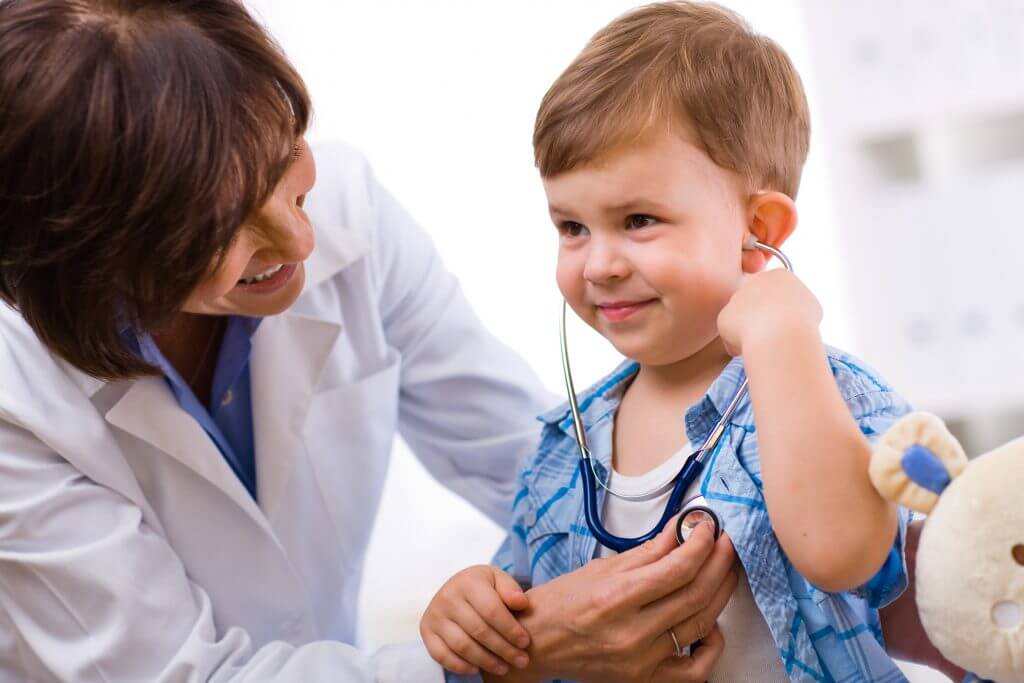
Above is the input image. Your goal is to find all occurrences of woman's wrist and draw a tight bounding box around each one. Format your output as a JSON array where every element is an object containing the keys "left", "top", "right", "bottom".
[
  {"left": 481, "top": 668, "right": 540, "bottom": 683},
  {"left": 491, "top": 588, "right": 561, "bottom": 682}
]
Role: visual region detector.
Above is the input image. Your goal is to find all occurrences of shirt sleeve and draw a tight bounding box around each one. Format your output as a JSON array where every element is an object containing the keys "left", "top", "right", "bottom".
[
  {"left": 845, "top": 388, "right": 914, "bottom": 608},
  {"left": 369, "top": 165, "right": 557, "bottom": 527},
  {"left": 0, "top": 420, "right": 446, "bottom": 682},
  {"left": 444, "top": 672, "right": 484, "bottom": 683}
]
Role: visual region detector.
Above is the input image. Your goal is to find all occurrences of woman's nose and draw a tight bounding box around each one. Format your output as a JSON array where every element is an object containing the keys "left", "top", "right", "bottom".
[{"left": 252, "top": 194, "right": 315, "bottom": 263}]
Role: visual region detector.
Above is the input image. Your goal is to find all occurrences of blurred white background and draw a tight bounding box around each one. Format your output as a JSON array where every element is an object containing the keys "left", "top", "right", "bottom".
[{"left": 244, "top": 2, "right": 1024, "bottom": 681}]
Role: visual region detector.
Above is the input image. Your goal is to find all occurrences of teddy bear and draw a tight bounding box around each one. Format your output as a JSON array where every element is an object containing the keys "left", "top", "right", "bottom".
[{"left": 870, "top": 412, "right": 1024, "bottom": 682}]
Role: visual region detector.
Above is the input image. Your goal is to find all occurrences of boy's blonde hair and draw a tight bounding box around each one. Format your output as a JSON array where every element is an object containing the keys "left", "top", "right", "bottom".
[{"left": 534, "top": 1, "right": 810, "bottom": 198}]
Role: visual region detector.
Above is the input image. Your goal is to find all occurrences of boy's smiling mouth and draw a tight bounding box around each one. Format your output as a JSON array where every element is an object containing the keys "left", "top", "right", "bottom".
[{"left": 595, "top": 299, "right": 657, "bottom": 322}]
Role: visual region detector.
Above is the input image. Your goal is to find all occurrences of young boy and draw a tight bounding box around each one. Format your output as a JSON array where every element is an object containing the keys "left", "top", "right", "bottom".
[{"left": 421, "top": 3, "right": 912, "bottom": 681}]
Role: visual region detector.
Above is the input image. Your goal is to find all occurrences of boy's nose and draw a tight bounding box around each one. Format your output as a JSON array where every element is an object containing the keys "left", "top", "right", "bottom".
[{"left": 583, "top": 238, "right": 629, "bottom": 284}]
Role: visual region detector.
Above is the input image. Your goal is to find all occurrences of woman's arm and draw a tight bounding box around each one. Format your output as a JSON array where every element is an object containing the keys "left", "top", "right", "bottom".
[
  {"left": 484, "top": 522, "right": 737, "bottom": 683},
  {"left": 367, "top": 162, "right": 555, "bottom": 527},
  {"left": 880, "top": 519, "right": 967, "bottom": 681},
  {"left": 0, "top": 420, "right": 441, "bottom": 682}
]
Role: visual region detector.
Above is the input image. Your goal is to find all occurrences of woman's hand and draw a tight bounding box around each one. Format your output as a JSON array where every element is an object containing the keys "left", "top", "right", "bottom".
[{"left": 485, "top": 518, "right": 738, "bottom": 683}]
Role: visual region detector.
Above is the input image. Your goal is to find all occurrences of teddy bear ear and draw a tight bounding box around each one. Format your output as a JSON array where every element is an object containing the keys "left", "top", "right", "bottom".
[{"left": 869, "top": 412, "right": 969, "bottom": 514}]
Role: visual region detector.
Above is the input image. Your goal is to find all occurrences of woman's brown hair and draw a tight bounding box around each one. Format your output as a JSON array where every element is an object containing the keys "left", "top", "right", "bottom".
[{"left": 0, "top": 0, "right": 311, "bottom": 379}]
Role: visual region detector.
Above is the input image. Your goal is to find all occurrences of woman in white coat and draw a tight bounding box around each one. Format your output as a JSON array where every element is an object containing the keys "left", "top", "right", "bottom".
[{"left": 0, "top": 1, "right": 738, "bottom": 681}]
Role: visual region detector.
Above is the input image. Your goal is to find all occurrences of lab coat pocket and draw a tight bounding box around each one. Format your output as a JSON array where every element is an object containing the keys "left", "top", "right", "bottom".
[{"left": 303, "top": 351, "right": 401, "bottom": 554}]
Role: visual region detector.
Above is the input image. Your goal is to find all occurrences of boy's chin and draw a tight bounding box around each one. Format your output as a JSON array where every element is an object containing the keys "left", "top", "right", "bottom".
[
  {"left": 613, "top": 335, "right": 723, "bottom": 368},
  {"left": 610, "top": 341, "right": 689, "bottom": 366}
]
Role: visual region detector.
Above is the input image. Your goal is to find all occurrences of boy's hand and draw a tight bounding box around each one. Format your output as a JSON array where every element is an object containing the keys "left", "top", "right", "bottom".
[
  {"left": 717, "top": 269, "right": 822, "bottom": 356},
  {"left": 420, "top": 565, "right": 532, "bottom": 677}
]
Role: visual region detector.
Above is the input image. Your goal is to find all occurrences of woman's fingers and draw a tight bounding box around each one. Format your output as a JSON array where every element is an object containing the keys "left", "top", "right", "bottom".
[
  {"left": 649, "top": 561, "right": 739, "bottom": 648},
  {"left": 608, "top": 511, "right": 687, "bottom": 571},
  {"left": 641, "top": 531, "right": 736, "bottom": 624},
  {"left": 620, "top": 521, "right": 719, "bottom": 608},
  {"left": 650, "top": 624, "right": 725, "bottom": 683}
]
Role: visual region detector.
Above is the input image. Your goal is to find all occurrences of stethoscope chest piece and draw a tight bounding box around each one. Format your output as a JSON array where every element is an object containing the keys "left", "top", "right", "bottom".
[{"left": 675, "top": 505, "right": 722, "bottom": 545}]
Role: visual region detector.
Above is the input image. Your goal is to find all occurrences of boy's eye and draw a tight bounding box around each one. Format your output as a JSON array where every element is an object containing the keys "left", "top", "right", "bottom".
[
  {"left": 627, "top": 214, "right": 656, "bottom": 229},
  {"left": 558, "top": 221, "right": 588, "bottom": 238}
]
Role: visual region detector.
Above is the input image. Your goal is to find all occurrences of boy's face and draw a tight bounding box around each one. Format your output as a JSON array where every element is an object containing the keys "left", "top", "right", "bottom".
[{"left": 544, "top": 129, "right": 750, "bottom": 367}]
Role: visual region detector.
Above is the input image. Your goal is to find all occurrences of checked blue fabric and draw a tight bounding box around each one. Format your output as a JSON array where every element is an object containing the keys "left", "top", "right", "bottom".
[{"left": 490, "top": 348, "right": 913, "bottom": 683}]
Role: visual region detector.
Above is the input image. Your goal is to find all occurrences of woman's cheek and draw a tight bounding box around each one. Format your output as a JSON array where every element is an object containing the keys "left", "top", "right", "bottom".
[{"left": 197, "top": 265, "right": 244, "bottom": 304}]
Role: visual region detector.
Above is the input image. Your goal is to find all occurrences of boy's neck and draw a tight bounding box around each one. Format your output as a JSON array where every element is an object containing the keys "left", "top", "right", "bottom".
[
  {"left": 611, "top": 338, "right": 733, "bottom": 477},
  {"left": 632, "top": 336, "right": 733, "bottom": 402}
]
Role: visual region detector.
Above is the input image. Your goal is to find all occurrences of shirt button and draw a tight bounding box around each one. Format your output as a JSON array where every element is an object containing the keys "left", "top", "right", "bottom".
[
  {"left": 221, "top": 390, "right": 233, "bottom": 407},
  {"left": 523, "top": 510, "right": 537, "bottom": 526}
]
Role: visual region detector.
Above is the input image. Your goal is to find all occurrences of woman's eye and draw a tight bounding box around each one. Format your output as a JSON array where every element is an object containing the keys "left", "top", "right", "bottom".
[
  {"left": 558, "top": 221, "right": 588, "bottom": 238},
  {"left": 627, "top": 214, "right": 656, "bottom": 229}
]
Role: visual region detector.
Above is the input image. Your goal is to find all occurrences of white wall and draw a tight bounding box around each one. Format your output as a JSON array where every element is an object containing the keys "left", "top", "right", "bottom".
[
  {"left": 801, "top": 0, "right": 1024, "bottom": 418},
  {"left": 245, "top": 2, "right": 947, "bottom": 680}
]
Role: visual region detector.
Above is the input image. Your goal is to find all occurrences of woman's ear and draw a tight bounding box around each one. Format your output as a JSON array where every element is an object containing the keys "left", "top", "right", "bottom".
[{"left": 742, "top": 191, "right": 798, "bottom": 274}]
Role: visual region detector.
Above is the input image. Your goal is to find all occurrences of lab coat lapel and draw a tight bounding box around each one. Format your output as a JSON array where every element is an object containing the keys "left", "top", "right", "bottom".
[
  {"left": 250, "top": 309, "right": 340, "bottom": 520},
  {"left": 105, "top": 375, "right": 269, "bottom": 530}
]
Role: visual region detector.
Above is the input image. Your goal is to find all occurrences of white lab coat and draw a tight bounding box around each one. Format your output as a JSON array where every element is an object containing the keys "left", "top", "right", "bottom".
[{"left": 0, "top": 142, "right": 552, "bottom": 682}]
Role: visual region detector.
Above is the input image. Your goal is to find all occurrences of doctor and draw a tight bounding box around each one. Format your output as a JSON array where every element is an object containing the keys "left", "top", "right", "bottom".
[{"left": 0, "top": 1, "right": 738, "bottom": 681}]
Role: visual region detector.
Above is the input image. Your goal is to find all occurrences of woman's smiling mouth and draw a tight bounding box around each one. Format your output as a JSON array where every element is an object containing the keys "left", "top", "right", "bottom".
[{"left": 235, "top": 263, "right": 297, "bottom": 293}]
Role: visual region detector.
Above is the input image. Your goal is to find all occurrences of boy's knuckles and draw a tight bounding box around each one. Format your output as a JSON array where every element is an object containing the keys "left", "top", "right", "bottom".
[
  {"left": 449, "top": 631, "right": 473, "bottom": 653},
  {"left": 480, "top": 602, "right": 504, "bottom": 622},
  {"left": 467, "top": 621, "right": 490, "bottom": 640}
]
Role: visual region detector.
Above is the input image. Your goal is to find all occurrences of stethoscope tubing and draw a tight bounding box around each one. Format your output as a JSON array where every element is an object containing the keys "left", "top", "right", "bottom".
[{"left": 561, "top": 241, "right": 792, "bottom": 552}]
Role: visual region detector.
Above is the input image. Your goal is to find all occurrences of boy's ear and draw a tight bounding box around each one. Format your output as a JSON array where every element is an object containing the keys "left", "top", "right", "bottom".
[{"left": 742, "top": 191, "right": 797, "bottom": 274}]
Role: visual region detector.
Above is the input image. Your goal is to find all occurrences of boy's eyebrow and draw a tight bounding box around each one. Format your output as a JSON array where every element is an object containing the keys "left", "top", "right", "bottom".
[
  {"left": 601, "top": 198, "right": 673, "bottom": 215},
  {"left": 548, "top": 197, "right": 675, "bottom": 219},
  {"left": 548, "top": 198, "right": 675, "bottom": 218},
  {"left": 547, "top": 204, "right": 579, "bottom": 220}
]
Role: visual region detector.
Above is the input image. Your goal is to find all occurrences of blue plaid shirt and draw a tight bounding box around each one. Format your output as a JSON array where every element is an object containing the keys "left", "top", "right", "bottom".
[{"left": 492, "top": 348, "right": 913, "bottom": 683}]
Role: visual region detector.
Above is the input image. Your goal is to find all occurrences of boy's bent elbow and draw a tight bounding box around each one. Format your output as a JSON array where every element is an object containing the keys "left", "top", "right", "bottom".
[{"left": 788, "top": 508, "right": 900, "bottom": 594}]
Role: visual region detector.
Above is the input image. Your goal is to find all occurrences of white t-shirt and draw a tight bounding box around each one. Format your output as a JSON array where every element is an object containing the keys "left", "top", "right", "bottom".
[{"left": 596, "top": 446, "right": 789, "bottom": 683}]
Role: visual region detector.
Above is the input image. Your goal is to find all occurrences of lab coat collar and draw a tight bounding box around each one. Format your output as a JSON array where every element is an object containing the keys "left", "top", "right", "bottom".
[
  {"left": 96, "top": 202, "right": 356, "bottom": 526},
  {"left": 249, "top": 310, "right": 340, "bottom": 519},
  {"left": 98, "top": 306, "right": 340, "bottom": 529},
  {"left": 104, "top": 375, "right": 270, "bottom": 528}
]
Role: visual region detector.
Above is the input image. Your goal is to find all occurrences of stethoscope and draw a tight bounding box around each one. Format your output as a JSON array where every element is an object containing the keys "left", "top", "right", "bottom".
[{"left": 559, "top": 240, "right": 793, "bottom": 553}]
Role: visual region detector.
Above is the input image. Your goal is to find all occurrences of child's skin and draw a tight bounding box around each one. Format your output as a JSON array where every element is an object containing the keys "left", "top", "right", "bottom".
[{"left": 421, "top": 128, "right": 898, "bottom": 678}]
